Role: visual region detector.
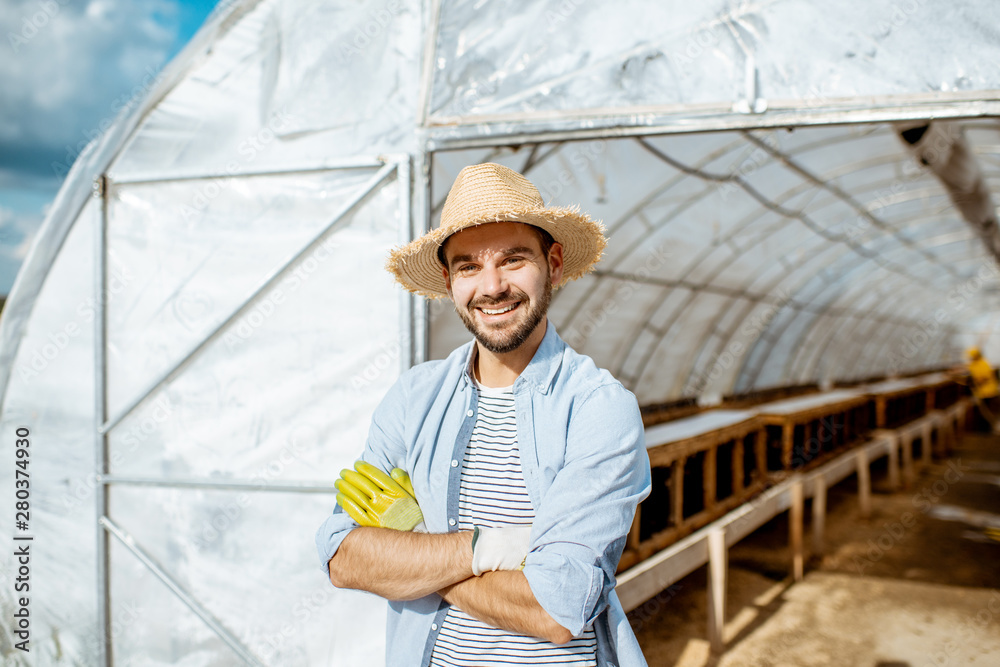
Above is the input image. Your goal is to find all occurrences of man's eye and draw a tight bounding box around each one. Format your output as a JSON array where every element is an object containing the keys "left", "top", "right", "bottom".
[
  {"left": 457, "top": 264, "right": 476, "bottom": 274},
  {"left": 504, "top": 257, "right": 524, "bottom": 266}
]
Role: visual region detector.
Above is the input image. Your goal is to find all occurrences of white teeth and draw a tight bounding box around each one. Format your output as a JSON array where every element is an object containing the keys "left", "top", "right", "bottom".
[{"left": 482, "top": 303, "right": 517, "bottom": 315}]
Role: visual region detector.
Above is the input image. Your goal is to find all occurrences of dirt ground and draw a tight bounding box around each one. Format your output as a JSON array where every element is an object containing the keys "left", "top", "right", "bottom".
[{"left": 628, "top": 429, "right": 1000, "bottom": 667}]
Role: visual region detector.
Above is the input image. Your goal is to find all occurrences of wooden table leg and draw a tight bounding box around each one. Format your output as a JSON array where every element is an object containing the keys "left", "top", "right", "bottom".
[
  {"left": 733, "top": 437, "right": 745, "bottom": 495},
  {"left": 887, "top": 434, "right": 900, "bottom": 491},
  {"left": 812, "top": 475, "right": 826, "bottom": 555},
  {"left": 790, "top": 479, "right": 804, "bottom": 582},
  {"left": 707, "top": 527, "right": 728, "bottom": 652},
  {"left": 705, "top": 446, "right": 717, "bottom": 510},
  {"left": 857, "top": 448, "right": 871, "bottom": 519},
  {"left": 782, "top": 422, "right": 794, "bottom": 469},
  {"left": 671, "top": 459, "right": 685, "bottom": 529}
]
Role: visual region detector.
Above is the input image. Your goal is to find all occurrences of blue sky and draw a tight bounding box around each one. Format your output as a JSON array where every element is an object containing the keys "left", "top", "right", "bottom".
[{"left": 0, "top": 0, "right": 220, "bottom": 295}]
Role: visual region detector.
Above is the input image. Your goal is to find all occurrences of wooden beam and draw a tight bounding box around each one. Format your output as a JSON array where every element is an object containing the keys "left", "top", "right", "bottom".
[
  {"left": 856, "top": 448, "right": 871, "bottom": 519},
  {"left": 755, "top": 429, "right": 767, "bottom": 479},
  {"left": 707, "top": 527, "right": 727, "bottom": 652},
  {"left": 901, "top": 432, "right": 915, "bottom": 488},
  {"left": 671, "top": 459, "right": 685, "bottom": 530},
  {"left": 812, "top": 475, "right": 826, "bottom": 555},
  {"left": 921, "top": 421, "right": 933, "bottom": 469},
  {"left": 704, "top": 446, "right": 717, "bottom": 510},
  {"left": 782, "top": 422, "right": 794, "bottom": 469},
  {"left": 887, "top": 433, "right": 900, "bottom": 491},
  {"left": 733, "top": 437, "right": 745, "bottom": 494},
  {"left": 790, "top": 479, "right": 804, "bottom": 582},
  {"left": 875, "top": 397, "right": 887, "bottom": 428}
]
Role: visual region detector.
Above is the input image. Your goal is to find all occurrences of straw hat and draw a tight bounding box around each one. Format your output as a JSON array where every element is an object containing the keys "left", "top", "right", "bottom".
[{"left": 386, "top": 162, "right": 607, "bottom": 298}]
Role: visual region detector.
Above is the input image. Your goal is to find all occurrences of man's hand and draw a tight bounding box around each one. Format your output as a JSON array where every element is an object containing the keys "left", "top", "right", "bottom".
[
  {"left": 335, "top": 461, "right": 424, "bottom": 531},
  {"left": 472, "top": 526, "right": 531, "bottom": 575}
]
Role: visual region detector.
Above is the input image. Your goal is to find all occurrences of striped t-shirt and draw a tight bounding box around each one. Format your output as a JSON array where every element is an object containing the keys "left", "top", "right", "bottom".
[{"left": 428, "top": 382, "right": 598, "bottom": 667}]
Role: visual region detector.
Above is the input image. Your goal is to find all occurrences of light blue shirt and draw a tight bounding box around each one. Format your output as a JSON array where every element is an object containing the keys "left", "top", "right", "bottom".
[{"left": 316, "top": 322, "right": 651, "bottom": 667}]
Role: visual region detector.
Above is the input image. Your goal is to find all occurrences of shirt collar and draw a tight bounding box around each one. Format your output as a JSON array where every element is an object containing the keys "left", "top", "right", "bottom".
[{"left": 462, "top": 320, "right": 565, "bottom": 394}]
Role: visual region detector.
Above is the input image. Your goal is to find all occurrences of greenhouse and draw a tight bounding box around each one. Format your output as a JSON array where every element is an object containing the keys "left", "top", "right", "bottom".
[{"left": 2, "top": 0, "right": 1000, "bottom": 664}]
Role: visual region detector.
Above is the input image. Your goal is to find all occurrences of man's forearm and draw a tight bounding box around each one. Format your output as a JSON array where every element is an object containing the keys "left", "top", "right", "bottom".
[
  {"left": 328, "top": 527, "right": 473, "bottom": 600},
  {"left": 438, "top": 571, "right": 572, "bottom": 645}
]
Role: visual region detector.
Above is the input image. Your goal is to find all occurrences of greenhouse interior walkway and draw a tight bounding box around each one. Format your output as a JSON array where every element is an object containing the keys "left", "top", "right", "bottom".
[{"left": 628, "top": 423, "right": 1000, "bottom": 666}]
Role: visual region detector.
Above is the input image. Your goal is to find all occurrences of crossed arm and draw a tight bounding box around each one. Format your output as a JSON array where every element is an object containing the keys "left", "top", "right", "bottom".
[{"left": 327, "top": 527, "right": 572, "bottom": 644}]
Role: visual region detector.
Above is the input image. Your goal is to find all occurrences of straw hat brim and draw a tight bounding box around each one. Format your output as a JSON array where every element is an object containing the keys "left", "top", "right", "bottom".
[{"left": 386, "top": 206, "right": 607, "bottom": 299}]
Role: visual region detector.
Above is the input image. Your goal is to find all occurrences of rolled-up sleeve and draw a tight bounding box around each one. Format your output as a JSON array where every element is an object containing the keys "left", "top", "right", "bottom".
[
  {"left": 314, "top": 377, "right": 410, "bottom": 573},
  {"left": 522, "top": 382, "right": 650, "bottom": 636}
]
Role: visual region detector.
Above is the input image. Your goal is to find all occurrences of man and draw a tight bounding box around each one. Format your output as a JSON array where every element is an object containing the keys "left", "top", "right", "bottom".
[
  {"left": 316, "top": 162, "right": 651, "bottom": 666},
  {"left": 966, "top": 346, "right": 1000, "bottom": 433}
]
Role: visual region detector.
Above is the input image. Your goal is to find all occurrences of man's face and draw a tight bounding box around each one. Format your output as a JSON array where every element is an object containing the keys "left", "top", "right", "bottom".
[{"left": 442, "top": 222, "right": 564, "bottom": 355}]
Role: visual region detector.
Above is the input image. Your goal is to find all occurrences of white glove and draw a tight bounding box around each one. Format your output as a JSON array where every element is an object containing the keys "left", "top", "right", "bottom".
[{"left": 471, "top": 526, "right": 532, "bottom": 576}]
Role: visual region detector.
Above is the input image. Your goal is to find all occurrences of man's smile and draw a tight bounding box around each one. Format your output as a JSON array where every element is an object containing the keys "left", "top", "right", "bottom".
[{"left": 478, "top": 301, "right": 521, "bottom": 317}]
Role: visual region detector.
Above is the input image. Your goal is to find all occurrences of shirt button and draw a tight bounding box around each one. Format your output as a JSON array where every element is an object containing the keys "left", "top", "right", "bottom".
[
  {"left": 451, "top": 459, "right": 458, "bottom": 468},
  {"left": 449, "top": 518, "right": 457, "bottom": 526},
  {"left": 431, "top": 623, "right": 438, "bottom": 631},
  {"left": 466, "top": 409, "right": 474, "bottom": 417}
]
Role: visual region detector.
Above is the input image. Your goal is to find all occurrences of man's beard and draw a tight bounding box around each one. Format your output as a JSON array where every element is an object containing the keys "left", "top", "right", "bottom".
[{"left": 455, "top": 278, "right": 552, "bottom": 355}]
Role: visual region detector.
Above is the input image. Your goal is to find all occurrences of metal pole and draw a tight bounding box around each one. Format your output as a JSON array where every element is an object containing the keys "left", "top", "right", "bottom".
[
  {"left": 109, "top": 157, "right": 387, "bottom": 186},
  {"left": 411, "top": 149, "right": 432, "bottom": 366},
  {"left": 99, "top": 474, "right": 335, "bottom": 493},
  {"left": 94, "top": 176, "right": 112, "bottom": 665},
  {"left": 100, "top": 162, "right": 397, "bottom": 435},
  {"left": 416, "top": 0, "right": 443, "bottom": 127},
  {"left": 100, "top": 517, "right": 266, "bottom": 667},
  {"left": 424, "top": 97, "right": 1000, "bottom": 151},
  {"left": 397, "top": 156, "right": 414, "bottom": 372}
]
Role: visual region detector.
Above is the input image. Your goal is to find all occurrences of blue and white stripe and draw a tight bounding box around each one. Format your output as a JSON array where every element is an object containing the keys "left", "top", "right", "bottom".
[{"left": 429, "top": 383, "right": 597, "bottom": 667}]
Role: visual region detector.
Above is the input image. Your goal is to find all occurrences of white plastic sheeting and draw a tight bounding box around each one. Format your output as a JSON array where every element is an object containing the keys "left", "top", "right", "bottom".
[
  {"left": 2, "top": 165, "right": 402, "bottom": 665},
  {"left": 431, "top": 121, "right": 1000, "bottom": 403},
  {"left": 1, "top": 0, "right": 1000, "bottom": 665},
  {"left": 428, "top": 0, "right": 1000, "bottom": 121}
]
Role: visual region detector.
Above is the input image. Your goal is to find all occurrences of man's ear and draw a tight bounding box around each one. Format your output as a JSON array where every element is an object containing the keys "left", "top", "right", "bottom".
[
  {"left": 442, "top": 266, "right": 452, "bottom": 295},
  {"left": 548, "top": 242, "right": 565, "bottom": 285}
]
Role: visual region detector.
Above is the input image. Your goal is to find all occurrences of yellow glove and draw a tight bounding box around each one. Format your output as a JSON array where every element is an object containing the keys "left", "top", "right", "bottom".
[
  {"left": 335, "top": 461, "right": 425, "bottom": 531},
  {"left": 391, "top": 467, "right": 416, "bottom": 498}
]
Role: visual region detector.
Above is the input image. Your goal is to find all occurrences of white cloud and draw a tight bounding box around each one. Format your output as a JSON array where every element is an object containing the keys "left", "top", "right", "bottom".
[{"left": 0, "top": 0, "right": 182, "bottom": 174}]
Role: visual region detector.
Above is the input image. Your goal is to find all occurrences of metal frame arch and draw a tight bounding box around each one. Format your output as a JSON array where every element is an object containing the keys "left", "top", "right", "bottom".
[
  {"left": 752, "top": 237, "right": 960, "bottom": 388},
  {"left": 794, "top": 274, "right": 922, "bottom": 384},
  {"left": 740, "top": 257, "right": 943, "bottom": 390},
  {"left": 788, "top": 279, "right": 915, "bottom": 383},
  {"left": 635, "top": 134, "right": 951, "bottom": 287},
  {"left": 721, "top": 217, "right": 943, "bottom": 389},
  {"left": 784, "top": 299, "right": 907, "bottom": 388},
  {"left": 854, "top": 314, "right": 952, "bottom": 379},
  {"left": 620, "top": 169, "right": 931, "bottom": 398},
  {"left": 741, "top": 197, "right": 997, "bottom": 388},
  {"left": 860, "top": 313, "right": 956, "bottom": 379},
  {"left": 799, "top": 235, "right": 991, "bottom": 328},
  {"left": 607, "top": 164, "right": 873, "bottom": 395},
  {"left": 665, "top": 230, "right": 854, "bottom": 398},
  {"left": 645, "top": 173, "right": 980, "bottom": 399},
  {"left": 556, "top": 138, "right": 753, "bottom": 336},
  {"left": 428, "top": 122, "right": 996, "bottom": 405},
  {"left": 852, "top": 303, "right": 947, "bottom": 377},
  {"left": 590, "top": 123, "right": 960, "bottom": 388},
  {"left": 742, "top": 133, "right": 969, "bottom": 282},
  {"left": 791, "top": 278, "right": 951, "bottom": 384}
]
